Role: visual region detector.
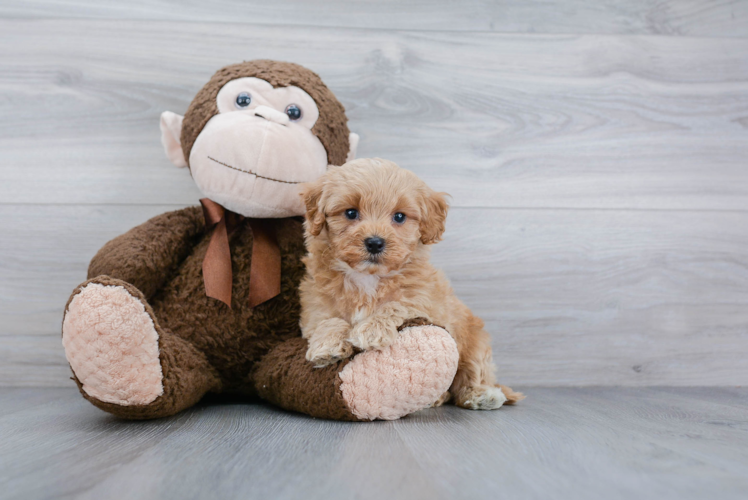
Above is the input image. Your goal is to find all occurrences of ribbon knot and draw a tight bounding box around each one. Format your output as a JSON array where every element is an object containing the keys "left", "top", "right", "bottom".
[{"left": 200, "top": 198, "right": 281, "bottom": 309}]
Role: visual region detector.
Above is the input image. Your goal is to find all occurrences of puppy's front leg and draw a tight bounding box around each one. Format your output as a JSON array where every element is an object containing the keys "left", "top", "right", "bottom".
[
  {"left": 348, "top": 302, "right": 419, "bottom": 351},
  {"left": 305, "top": 318, "right": 354, "bottom": 368}
]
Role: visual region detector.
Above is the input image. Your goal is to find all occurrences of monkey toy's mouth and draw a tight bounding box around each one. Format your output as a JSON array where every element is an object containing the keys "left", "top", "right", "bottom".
[
  {"left": 187, "top": 109, "right": 329, "bottom": 218},
  {"left": 207, "top": 156, "right": 302, "bottom": 185}
]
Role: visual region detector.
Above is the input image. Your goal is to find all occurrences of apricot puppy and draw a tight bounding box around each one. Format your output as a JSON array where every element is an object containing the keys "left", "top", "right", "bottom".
[{"left": 299, "top": 158, "right": 523, "bottom": 409}]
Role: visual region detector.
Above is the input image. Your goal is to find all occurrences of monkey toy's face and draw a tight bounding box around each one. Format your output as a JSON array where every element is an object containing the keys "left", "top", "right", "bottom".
[{"left": 160, "top": 67, "right": 358, "bottom": 218}]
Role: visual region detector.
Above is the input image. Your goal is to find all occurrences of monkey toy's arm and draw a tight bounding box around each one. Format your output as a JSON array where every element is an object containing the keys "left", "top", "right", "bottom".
[{"left": 87, "top": 206, "right": 205, "bottom": 301}]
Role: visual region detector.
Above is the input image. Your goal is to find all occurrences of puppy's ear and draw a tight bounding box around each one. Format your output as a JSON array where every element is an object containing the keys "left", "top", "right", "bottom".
[
  {"left": 301, "top": 179, "right": 326, "bottom": 236},
  {"left": 419, "top": 189, "right": 450, "bottom": 244}
]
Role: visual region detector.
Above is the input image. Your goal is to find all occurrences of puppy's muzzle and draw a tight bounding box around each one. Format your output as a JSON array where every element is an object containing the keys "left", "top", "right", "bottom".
[{"left": 364, "top": 236, "right": 386, "bottom": 255}]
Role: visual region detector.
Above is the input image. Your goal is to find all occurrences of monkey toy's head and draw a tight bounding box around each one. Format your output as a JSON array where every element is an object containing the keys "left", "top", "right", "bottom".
[{"left": 160, "top": 60, "right": 358, "bottom": 218}]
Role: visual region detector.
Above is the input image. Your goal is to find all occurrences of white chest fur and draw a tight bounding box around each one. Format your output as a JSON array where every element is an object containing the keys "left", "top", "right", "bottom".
[
  {"left": 344, "top": 269, "right": 380, "bottom": 297},
  {"left": 332, "top": 259, "right": 382, "bottom": 298}
]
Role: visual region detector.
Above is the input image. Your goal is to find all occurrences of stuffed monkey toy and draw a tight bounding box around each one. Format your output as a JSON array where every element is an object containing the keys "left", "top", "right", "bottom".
[{"left": 61, "top": 60, "right": 459, "bottom": 421}]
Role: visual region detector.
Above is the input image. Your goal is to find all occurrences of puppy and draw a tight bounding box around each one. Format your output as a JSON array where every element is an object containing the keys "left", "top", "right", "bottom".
[{"left": 299, "top": 158, "right": 523, "bottom": 409}]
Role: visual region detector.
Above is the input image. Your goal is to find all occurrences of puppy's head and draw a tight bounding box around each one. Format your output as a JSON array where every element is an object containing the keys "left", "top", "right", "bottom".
[{"left": 301, "top": 158, "right": 449, "bottom": 275}]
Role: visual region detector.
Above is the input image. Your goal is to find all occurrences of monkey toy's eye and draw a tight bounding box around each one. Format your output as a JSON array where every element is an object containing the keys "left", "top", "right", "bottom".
[
  {"left": 344, "top": 209, "right": 359, "bottom": 220},
  {"left": 235, "top": 92, "right": 252, "bottom": 108},
  {"left": 285, "top": 104, "right": 302, "bottom": 121},
  {"left": 393, "top": 212, "right": 406, "bottom": 224}
]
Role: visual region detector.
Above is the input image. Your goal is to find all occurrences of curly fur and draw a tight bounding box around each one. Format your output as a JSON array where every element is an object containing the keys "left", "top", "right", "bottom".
[{"left": 299, "top": 158, "right": 524, "bottom": 408}]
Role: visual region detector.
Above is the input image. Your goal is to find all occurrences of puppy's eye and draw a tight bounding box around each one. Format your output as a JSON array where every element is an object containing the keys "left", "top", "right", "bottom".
[
  {"left": 344, "top": 209, "right": 359, "bottom": 220},
  {"left": 285, "top": 104, "right": 302, "bottom": 120},
  {"left": 393, "top": 212, "right": 406, "bottom": 224},
  {"left": 235, "top": 92, "right": 252, "bottom": 108}
]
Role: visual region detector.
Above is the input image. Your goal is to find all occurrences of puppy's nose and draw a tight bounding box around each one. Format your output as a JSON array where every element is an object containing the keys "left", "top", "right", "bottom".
[{"left": 364, "top": 236, "right": 386, "bottom": 254}]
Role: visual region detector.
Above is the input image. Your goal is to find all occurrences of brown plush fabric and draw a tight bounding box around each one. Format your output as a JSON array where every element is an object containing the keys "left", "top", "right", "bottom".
[
  {"left": 181, "top": 60, "right": 351, "bottom": 167},
  {"left": 253, "top": 338, "right": 363, "bottom": 422},
  {"left": 76, "top": 206, "right": 307, "bottom": 399},
  {"left": 65, "top": 276, "right": 221, "bottom": 420},
  {"left": 64, "top": 210, "right": 309, "bottom": 419},
  {"left": 88, "top": 207, "right": 206, "bottom": 301},
  {"left": 144, "top": 211, "right": 306, "bottom": 396}
]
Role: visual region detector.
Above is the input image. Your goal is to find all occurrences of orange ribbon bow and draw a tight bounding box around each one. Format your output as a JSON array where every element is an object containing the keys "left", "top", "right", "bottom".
[{"left": 200, "top": 198, "right": 281, "bottom": 309}]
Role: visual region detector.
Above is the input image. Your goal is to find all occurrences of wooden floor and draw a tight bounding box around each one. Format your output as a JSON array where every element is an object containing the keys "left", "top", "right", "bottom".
[{"left": 1, "top": 387, "right": 746, "bottom": 500}]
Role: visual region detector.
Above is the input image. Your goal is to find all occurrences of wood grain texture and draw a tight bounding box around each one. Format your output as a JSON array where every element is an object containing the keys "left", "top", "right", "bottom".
[
  {"left": 1, "top": 0, "right": 747, "bottom": 37},
  {"left": 2, "top": 3, "right": 748, "bottom": 388},
  {"left": 1, "top": 20, "right": 748, "bottom": 209},
  {"left": 1, "top": 387, "right": 747, "bottom": 500},
  {"left": 2, "top": 205, "right": 746, "bottom": 387}
]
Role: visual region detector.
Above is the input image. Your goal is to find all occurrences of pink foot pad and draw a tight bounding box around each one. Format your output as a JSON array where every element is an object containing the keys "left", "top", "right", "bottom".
[
  {"left": 339, "top": 325, "right": 459, "bottom": 420},
  {"left": 62, "top": 283, "right": 163, "bottom": 406}
]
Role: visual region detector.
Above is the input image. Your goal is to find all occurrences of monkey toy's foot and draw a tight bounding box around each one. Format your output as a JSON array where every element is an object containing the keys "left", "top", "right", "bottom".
[
  {"left": 62, "top": 276, "right": 219, "bottom": 419},
  {"left": 254, "top": 320, "right": 460, "bottom": 421},
  {"left": 339, "top": 323, "right": 460, "bottom": 420},
  {"left": 63, "top": 277, "right": 164, "bottom": 406}
]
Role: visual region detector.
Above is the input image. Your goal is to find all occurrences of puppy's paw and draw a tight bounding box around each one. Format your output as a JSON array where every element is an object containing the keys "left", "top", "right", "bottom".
[
  {"left": 306, "top": 336, "right": 354, "bottom": 368},
  {"left": 348, "top": 320, "right": 399, "bottom": 351},
  {"left": 305, "top": 318, "right": 354, "bottom": 368},
  {"left": 455, "top": 385, "right": 507, "bottom": 410}
]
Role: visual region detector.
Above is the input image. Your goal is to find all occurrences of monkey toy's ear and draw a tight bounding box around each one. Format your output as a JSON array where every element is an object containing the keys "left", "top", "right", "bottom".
[
  {"left": 160, "top": 111, "right": 188, "bottom": 168},
  {"left": 346, "top": 132, "right": 360, "bottom": 163}
]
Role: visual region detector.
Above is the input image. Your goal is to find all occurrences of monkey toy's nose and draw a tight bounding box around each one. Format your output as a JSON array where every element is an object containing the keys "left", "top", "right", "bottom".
[
  {"left": 364, "top": 236, "right": 386, "bottom": 254},
  {"left": 253, "top": 105, "right": 289, "bottom": 125}
]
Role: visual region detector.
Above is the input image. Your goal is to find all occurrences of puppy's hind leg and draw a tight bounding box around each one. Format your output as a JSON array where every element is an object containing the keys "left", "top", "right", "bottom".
[{"left": 451, "top": 325, "right": 524, "bottom": 410}]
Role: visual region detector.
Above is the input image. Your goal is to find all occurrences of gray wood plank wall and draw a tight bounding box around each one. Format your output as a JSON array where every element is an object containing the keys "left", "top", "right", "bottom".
[{"left": 1, "top": 1, "right": 747, "bottom": 387}]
